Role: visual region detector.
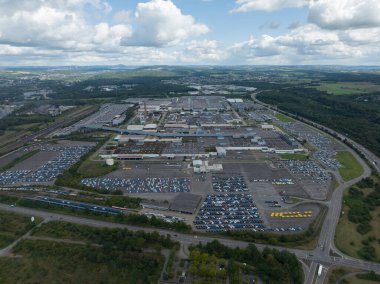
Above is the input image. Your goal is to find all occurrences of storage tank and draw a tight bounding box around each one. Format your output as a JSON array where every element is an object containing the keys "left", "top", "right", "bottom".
[{"left": 106, "top": 158, "right": 115, "bottom": 166}]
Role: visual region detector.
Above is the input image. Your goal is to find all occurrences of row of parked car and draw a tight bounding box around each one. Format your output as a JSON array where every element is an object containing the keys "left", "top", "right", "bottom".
[
  {"left": 81, "top": 177, "right": 191, "bottom": 193},
  {"left": 194, "top": 193, "right": 264, "bottom": 232},
  {"left": 212, "top": 175, "right": 248, "bottom": 192}
]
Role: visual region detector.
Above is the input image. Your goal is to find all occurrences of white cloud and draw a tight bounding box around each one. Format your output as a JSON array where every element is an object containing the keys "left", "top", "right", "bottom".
[
  {"left": 308, "top": 0, "right": 380, "bottom": 30},
  {"left": 230, "top": 24, "right": 370, "bottom": 64},
  {"left": 114, "top": 10, "right": 132, "bottom": 23},
  {"left": 0, "top": 0, "right": 131, "bottom": 50},
  {"left": 232, "top": 0, "right": 308, "bottom": 12},
  {"left": 179, "top": 40, "right": 226, "bottom": 62},
  {"left": 122, "top": 0, "right": 209, "bottom": 47}
]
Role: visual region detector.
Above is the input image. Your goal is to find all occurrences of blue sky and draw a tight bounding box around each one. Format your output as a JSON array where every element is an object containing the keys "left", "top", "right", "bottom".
[{"left": 1, "top": 0, "right": 380, "bottom": 65}]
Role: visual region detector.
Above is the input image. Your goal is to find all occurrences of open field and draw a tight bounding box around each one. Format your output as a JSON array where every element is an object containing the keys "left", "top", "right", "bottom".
[
  {"left": 280, "top": 153, "right": 309, "bottom": 161},
  {"left": 315, "top": 82, "right": 380, "bottom": 95},
  {"left": 325, "top": 266, "right": 361, "bottom": 284},
  {"left": 336, "top": 151, "right": 364, "bottom": 181},
  {"left": 335, "top": 177, "right": 380, "bottom": 262},
  {"left": 336, "top": 205, "right": 380, "bottom": 261},
  {"left": 0, "top": 210, "right": 39, "bottom": 249},
  {"left": 275, "top": 113, "right": 295, "bottom": 122},
  {"left": 77, "top": 159, "right": 118, "bottom": 177},
  {"left": 0, "top": 239, "right": 165, "bottom": 284},
  {"left": 345, "top": 272, "right": 380, "bottom": 284}
]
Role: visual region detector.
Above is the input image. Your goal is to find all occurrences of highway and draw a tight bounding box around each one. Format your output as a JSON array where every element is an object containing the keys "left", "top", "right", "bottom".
[{"left": 252, "top": 93, "right": 380, "bottom": 283}]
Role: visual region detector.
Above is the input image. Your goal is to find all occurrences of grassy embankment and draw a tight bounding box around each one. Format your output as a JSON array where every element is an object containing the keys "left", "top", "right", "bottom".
[
  {"left": 336, "top": 151, "right": 364, "bottom": 181},
  {"left": 0, "top": 149, "right": 39, "bottom": 172},
  {"left": 0, "top": 210, "right": 41, "bottom": 249},
  {"left": 275, "top": 113, "right": 295, "bottom": 123},
  {"left": 335, "top": 176, "right": 380, "bottom": 262}
]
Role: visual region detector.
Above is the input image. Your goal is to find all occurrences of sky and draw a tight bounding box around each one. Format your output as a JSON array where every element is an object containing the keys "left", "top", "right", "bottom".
[{"left": 1, "top": 0, "right": 380, "bottom": 66}]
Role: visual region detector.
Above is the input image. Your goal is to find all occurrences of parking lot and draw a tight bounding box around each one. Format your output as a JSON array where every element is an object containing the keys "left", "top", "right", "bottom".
[
  {"left": 194, "top": 193, "right": 264, "bottom": 232},
  {"left": 212, "top": 175, "right": 248, "bottom": 192},
  {"left": 0, "top": 141, "right": 94, "bottom": 185},
  {"left": 276, "top": 119, "right": 343, "bottom": 170},
  {"left": 81, "top": 177, "right": 191, "bottom": 193},
  {"left": 279, "top": 160, "right": 330, "bottom": 200}
]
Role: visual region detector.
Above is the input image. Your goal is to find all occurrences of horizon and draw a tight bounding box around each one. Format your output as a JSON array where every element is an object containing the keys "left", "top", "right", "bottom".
[{"left": 1, "top": 0, "right": 380, "bottom": 66}]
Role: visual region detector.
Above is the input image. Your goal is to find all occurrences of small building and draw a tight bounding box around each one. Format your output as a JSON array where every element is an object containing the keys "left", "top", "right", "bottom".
[
  {"left": 169, "top": 193, "right": 202, "bottom": 214},
  {"left": 127, "top": 125, "right": 144, "bottom": 131},
  {"left": 261, "top": 124, "right": 274, "bottom": 130}
]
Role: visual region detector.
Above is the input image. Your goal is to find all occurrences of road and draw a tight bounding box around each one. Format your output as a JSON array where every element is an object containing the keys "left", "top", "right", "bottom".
[
  {"left": 252, "top": 93, "right": 379, "bottom": 283},
  {"left": 0, "top": 96, "right": 379, "bottom": 283},
  {"left": 1, "top": 202, "right": 380, "bottom": 281}
]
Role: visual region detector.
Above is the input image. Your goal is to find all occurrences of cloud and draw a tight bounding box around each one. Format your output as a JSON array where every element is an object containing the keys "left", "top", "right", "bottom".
[
  {"left": 230, "top": 24, "right": 369, "bottom": 64},
  {"left": 121, "top": 0, "right": 209, "bottom": 47},
  {"left": 232, "top": 0, "right": 309, "bottom": 12},
  {"left": 114, "top": 10, "right": 132, "bottom": 23},
  {"left": 308, "top": 0, "right": 380, "bottom": 30},
  {"left": 179, "top": 40, "right": 226, "bottom": 62},
  {"left": 0, "top": 0, "right": 130, "bottom": 50}
]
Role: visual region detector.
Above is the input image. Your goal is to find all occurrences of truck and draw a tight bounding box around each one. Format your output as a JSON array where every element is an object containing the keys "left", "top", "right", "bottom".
[{"left": 317, "top": 264, "right": 323, "bottom": 277}]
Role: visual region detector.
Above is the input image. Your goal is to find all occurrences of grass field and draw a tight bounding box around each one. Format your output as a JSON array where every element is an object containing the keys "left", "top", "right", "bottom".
[
  {"left": 77, "top": 159, "right": 118, "bottom": 177},
  {"left": 325, "top": 266, "right": 360, "bottom": 284},
  {"left": 0, "top": 239, "right": 164, "bottom": 284},
  {"left": 275, "top": 113, "right": 295, "bottom": 123},
  {"left": 280, "top": 153, "right": 309, "bottom": 161},
  {"left": 345, "top": 274, "right": 380, "bottom": 284},
  {"left": 0, "top": 210, "right": 39, "bottom": 249},
  {"left": 336, "top": 151, "right": 364, "bottom": 181},
  {"left": 315, "top": 82, "right": 380, "bottom": 95},
  {"left": 335, "top": 183, "right": 380, "bottom": 262}
]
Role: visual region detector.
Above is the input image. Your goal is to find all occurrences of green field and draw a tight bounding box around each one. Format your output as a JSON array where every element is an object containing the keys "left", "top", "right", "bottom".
[
  {"left": 0, "top": 210, "right": 39, "bottom": 249},
  {"left": 336, "top": 151, "right": 364, "bottom": 181},
  {"left": 345, "top": 273, "right": 380, "bottom": 284},
  {"left": 315, "top": 82, "right": 380, "bottom": 95},
  {"left": 325, "top": 266, "right": 361, "bottom": 284},
  {"left": 280, "top": 153, "right": 309, "bottom": 161},
  {"left": 77, "top": 159, "right": 118, "bottom": 177},
  {"left": 275, "top": 113, "right": 295, "bottom": 123},
  {"left": 0, "top": 239, "right": 164, "bottom": 284},
  {"left": 336, "top": 205, "right": 380, "bottom": 262},
  {"left": 335, "top": 177, "right": 380, "bottom": 262}
]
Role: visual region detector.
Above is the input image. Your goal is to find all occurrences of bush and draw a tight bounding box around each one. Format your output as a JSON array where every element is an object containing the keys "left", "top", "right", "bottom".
[{"left": 356, "top": 222, "right": 373, "bottom": 235}]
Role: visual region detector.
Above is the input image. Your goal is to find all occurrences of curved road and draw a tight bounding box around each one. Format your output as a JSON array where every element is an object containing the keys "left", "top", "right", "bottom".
[{"left": 0, "top": 95, "right": 379, "bottom": 283}]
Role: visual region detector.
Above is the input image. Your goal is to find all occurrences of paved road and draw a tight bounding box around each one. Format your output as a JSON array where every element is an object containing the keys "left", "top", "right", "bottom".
[
  {"left": 0, "top": 96, "right": 379, "bottom": 283},
  {"left": 1, "top": 203, "right": 380, "bottom": 279},
  {"left": 252, "top": 93, "right": 379, "bottom": 283}
]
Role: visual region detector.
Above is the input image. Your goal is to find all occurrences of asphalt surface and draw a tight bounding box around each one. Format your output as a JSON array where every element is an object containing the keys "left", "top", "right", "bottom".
[
  {"left": 0, "top": 97, "right": 379, "bottom": 283},
  {"left": 253, "top": 93, "right": 380, "bottom": 283}
]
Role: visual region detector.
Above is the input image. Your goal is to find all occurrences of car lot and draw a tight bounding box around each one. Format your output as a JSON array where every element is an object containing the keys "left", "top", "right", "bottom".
[
  {"left": 24, "top": 145, "right": 92, "bottom": 182},
  {"left": 0, "top": 143, "right": 93, "bottom": 185},
  {"left": 279, "top": 160, "right": 330, "bottom": 200},
  {"left": 81, "top": 177, "right": 191, "bottom": 193},
  {"left": 276, "top": 119, "right": 342, "bottom": 170},
  {"left": 194, "top": 193, "right": 264, "bottom": 232},
  {"left": 212, "top": 175, "right": 248, "bottom": 192}
]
